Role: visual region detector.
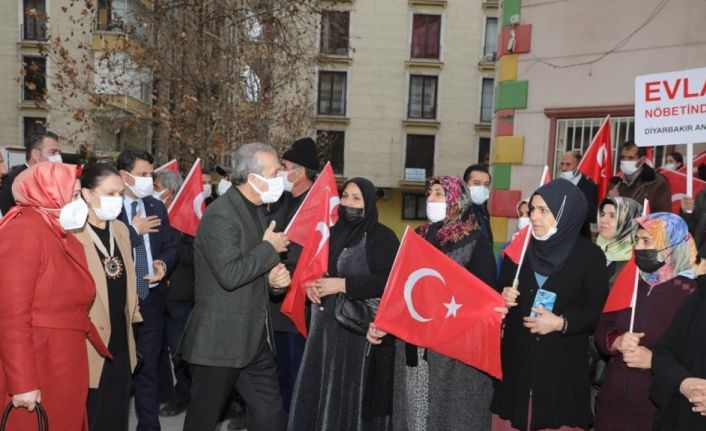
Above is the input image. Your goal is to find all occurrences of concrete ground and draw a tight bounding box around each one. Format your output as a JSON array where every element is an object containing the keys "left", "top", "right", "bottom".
[{"left": 128, "top": 399, "right": 243, "bottom": 431}]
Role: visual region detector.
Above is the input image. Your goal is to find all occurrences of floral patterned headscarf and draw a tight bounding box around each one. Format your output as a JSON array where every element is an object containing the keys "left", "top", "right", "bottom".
[
  {"left": 635, "top": 212, "right": 696, "bottom": 286},
  {"left": 417, "top": 176, "right": 479, "bottom": 246}
]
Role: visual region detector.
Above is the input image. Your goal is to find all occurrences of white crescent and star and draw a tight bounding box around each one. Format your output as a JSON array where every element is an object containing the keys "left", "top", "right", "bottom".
[{"left": 403, "top": 268, "right": 463, "bottom": 322}]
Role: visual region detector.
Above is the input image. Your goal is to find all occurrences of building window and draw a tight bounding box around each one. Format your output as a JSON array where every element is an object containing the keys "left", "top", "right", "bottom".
[
  {"left": 405, "top": 134, "right": 435, "bottom": 178},
  {"left": 411, "top": 14, "right": 441, "bottom": 60},
  {"left": 553, "top": 116, "right": 635, "bottom": 177},
  {"left": 480, "top": 78, "right": 494, "bottom": 123},
  {"left": 483, "top": 17, "right": 498, "bottom": 61},
  {"left": 402, "top": 193, "right": 427, "bottom": 220},
  {"left": 408, "top": 75, "right": 438, "bottom": 120},
  {"left": 22, "top": 56, "right": 46, "bottom": 102},
  {"left": 478, "top": 137, "right": 490, "bottom": 167},
  {"left": 318, "top": 71, "right": 347, "bottom": 116},
  {"left": 23, "top": 0, "right": 47, "bottom": 41},
  {"left": 23, "top": 117, "right": 46, "bottom": 146},
  {"left": 316, "top": 130, "right": 345, "bottom": 175},
  {"left": 320, "top": 11, "right": 349, "bottom": 56}
]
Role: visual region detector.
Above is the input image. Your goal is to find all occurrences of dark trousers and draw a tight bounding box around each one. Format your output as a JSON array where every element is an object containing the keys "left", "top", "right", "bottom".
[
  {"left": 165, "top": 299, "right": 193, "bottom": 402},
  {"left": 273, "top": 331, "right": 305, "bottom": 415},
  {"left": 133, "top": 288, "right": 166, "bottom": 431},
  {"left": 183, "top": 341, "right": 284, "bottom": 431}
]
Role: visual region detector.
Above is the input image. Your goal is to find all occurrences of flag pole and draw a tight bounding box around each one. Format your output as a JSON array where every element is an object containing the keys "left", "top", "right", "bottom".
[
  {"left": 168, "top": 158, "right": 200, "bottom": 214},
  {"left": 628, "top": 198, "right": 649, "bottom": 333},
  {"left": 512, "top": 165, "right": 549, "bottom": 288},
  {"left": 686, "top": 142, "right": 694, "bottom": 213}
]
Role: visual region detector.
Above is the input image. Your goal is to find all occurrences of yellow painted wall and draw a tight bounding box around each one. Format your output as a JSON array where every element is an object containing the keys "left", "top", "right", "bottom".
[{"left": 376, "top": 189, "right": 424, "bottom": 239}]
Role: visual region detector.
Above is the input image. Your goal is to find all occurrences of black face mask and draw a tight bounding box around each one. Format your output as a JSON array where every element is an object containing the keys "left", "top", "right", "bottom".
[
  {"left": 634, "top": 249, "right": 666, "bottom": 273},
  {"left": 339, "top": 205, "right": 365, "bottom": 225}
]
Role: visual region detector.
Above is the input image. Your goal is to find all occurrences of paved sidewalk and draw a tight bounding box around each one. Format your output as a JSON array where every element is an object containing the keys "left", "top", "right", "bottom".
[{"left": 128, "top": 399, "right": 243, "bottom": 431}]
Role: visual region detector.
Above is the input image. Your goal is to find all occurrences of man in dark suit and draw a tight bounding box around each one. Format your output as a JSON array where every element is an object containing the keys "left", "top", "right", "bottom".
[
  {"left": 180, "top": 143, "right": 291, "bottom": 431},
  {"left": 559, "top": 150, "right": 598, "bottom": 238},
  {"left": 0, "top": 131, "right": 61, "bottom": 215},
  {"left": 117, "top": 148, "right": 177, "bottom": 431}
]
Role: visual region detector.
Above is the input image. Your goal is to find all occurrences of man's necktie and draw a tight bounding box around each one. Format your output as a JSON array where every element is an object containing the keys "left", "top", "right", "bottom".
[{"left": 132, "top": 201, "right": 150, "bottom": 300}]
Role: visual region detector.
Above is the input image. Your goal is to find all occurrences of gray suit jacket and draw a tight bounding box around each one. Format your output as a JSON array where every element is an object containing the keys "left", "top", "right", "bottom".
[{"left": 179, "top": 187, "right": 281, "bottom": 368}]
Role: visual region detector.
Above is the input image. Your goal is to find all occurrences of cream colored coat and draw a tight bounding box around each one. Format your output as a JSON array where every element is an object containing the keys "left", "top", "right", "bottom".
[{"left": 75, "top": 220, "right": 142, "bottom": 388}]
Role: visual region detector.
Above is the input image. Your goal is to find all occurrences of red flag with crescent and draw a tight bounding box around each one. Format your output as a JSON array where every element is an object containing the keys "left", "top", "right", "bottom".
[
  {"left": 281, "top": 163, "right": 340, "bottom": 336},
  {"left": 578, "top": 116, "right": 612, "bottom": 202},
  {"left": 168, "top": 158, "right": 205, "bottom": 237},
  {"left": 285, "top": 163, "right": 340, "bottom": 246},
  {"left": 374, "top": 227, "right": 505, "bottom": 379}
]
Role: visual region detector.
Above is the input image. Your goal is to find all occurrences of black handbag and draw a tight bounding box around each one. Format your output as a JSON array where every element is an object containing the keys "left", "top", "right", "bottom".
[
  {"left": 333, "top": 294, "right": 379, "bottom": 336},
  {"left": 0, "top": 402, "right": 48, "bottom": 431}
]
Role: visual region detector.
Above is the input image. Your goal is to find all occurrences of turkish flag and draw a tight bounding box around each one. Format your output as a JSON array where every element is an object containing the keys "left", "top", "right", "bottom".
[
  {"left": 156, "top": 159, "right": 179, "bottom": 173},
  {"left": 168, "top": 158, "right": 205, "bottom": 237},
  {"left": 374, "top": 228, "right": 505, "bottom": 379},
  {"left": 678, "top": 150, "right": 706, "bottom": 173},
  {"left": 602, "top": 256, "right": 638, "bottom": 313},
  {"left": 503, "top": 226, "right": 529, "bottom": 264},
  {"left": 659, "top": 169, "right": 706, "bottom": 214},
  {"left": 577, "top": 116, "right": 612, "bottom": 202},
  {"left": 280, "top": 163, "right": 340, "bottom": 336},
  {"left": 285, "top": 163, "right": 340, "bottom": 246},
  {"left": 280, "top": 226, "right": 329, "bottom": 337}
]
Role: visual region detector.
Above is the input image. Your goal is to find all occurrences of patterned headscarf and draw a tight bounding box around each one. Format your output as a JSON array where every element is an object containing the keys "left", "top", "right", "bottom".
[
  {"left": 595, "top": 197, "right": 642, "bottom": 263},
  {"left": 635, "top": 212, "right": 696, "bottom": 286},
  {"left": 417, "top": 176, "right": 479, "bottom": 246}
]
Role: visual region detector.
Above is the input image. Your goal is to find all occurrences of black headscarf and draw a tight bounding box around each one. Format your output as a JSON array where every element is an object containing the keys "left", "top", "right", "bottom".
[
  {"left": 529, "top": 179, "right": 587, "bottom": 276},
  {"left": 328, "top": 177, "right": 379, "bottom": 276}
]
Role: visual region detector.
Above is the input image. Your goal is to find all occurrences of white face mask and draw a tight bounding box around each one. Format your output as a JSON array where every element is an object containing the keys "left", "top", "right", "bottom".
[
  {"left": 47, "top": 154, "right": 63, "bottom": 163},
  {"left": 469, "top": 185, "right": 490, "bottom": 205},
  {"left": 93, "top": 195, "right": 123, "bottom": 221},
  {"left": 203, "top": 183, "right": 213, "bottom": 199},
  {"left": 151, "top": 189, "right": 167, "bottom": 202},
  {"left": 217, "top": 178, "right": 232, "bottom": 196},
  {"left": 249, "top": 173, "right": 284, "bottom": 204},
  {"left": 517, "top": 216, "right": 530, "bottom": 230},
  {"left": 126, "top": 172, "right": 154, "bottom": 199},
  {"left": 532, "top": 224, "right": 558, "bottom": 241},
  {"left": 620, "top": 160, "right": 640, "bottom": 176},
  {"left": 281, "top": 171, "right": 297, "bottom": 193},
  {"left": 426, "top": 201, "right": 447, "bottom": 223},
  {"left": 663, "top": 163, "right": 676, "bottom": 171},
  {"left": 559, "top": 170, "right": 576, "bottom": 181},
  {"left": 59, "top": 198, "right": 89, "bottom": 231}
]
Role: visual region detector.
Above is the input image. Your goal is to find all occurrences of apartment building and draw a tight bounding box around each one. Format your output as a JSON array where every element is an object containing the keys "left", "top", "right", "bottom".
[
  {"left": 313, "top": 0, "right": 499, "bottom": 235},
  {"left": 1, "top": 0, "right": 152, "bottom": 168},
  {"left": 487, "top": 0, "right": 706, "bottom": 248}
]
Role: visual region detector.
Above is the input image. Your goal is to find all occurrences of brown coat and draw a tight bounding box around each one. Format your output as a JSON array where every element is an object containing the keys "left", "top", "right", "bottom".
[{"left": 75, "top": 220, "right": 142, "bottom": 388}]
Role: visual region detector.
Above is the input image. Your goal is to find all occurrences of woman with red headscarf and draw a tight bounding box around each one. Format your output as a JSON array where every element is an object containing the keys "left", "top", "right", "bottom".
[{"left": 0, "top": 162, "right": 110, "bottom": 430}]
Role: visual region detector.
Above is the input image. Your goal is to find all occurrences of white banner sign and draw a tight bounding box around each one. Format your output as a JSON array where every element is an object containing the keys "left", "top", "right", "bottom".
[{"left": 634, "top": 67, "right": 706, "bottom": 146}]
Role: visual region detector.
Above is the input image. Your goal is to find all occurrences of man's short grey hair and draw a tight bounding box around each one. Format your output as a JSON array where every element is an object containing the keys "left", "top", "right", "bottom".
[
  {"left": 231, "top": 142, "right": 277, "bottom": 184},
  {"left": 156, "top": 169, "right": 183, "bottom": 194}
]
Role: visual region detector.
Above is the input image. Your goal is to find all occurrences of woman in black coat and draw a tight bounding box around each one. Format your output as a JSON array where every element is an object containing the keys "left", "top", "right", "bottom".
[
  {"left": 650, "top": 261, "right": 706, "bottom": 430},
  {"left": 288, "top": 177, "right": 399, "bottom": 431},
  {"left": 491, "top": 179, "right": 610, "bottom": 431}
]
